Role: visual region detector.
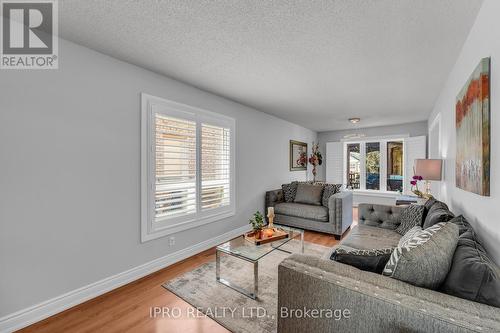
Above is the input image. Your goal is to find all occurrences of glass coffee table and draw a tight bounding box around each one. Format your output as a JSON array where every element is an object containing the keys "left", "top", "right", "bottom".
[{"left": 216, "top": 225, "right": 304, "bottom": 299}]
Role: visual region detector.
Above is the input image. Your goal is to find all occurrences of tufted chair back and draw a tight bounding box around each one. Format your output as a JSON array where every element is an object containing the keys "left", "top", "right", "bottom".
[{"left": 358, "top": 203, "right": 403, "bottom": 230}]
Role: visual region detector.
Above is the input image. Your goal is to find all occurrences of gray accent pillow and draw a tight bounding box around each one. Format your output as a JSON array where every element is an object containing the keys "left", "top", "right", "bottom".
[
  {"left": 422, "top": 200, "right": 454, "bottom": 229},
  {"left": 441, "top": 232, "right": 500, "bottom": 308},
  {"left": 294, "top": 183, "right": 323, "bottom": 205},
  {"left": 395, "top": 204, "right": 425, "bottom": 235},
  {"left": 282, "top": 182, "right": 298, "bottom": 202},
  {"left": 383, "top": 222, "right": 459, "bottom": 289},
  {"left": 322, "top": 183, "right": 341, "bottom": 207},
  {"left": 331, "top": 245, "right": 394, "bottom": 274}
]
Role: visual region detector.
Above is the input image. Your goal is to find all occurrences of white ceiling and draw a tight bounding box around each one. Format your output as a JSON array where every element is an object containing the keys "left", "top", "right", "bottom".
[{"left": 59, "top": 0, "right": 483, "bottom": 132}]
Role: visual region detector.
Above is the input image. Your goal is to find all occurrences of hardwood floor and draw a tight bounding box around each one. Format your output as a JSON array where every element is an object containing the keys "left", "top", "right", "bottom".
[{"left": 18, "top": 209, "right": 357, "bottom": 333}]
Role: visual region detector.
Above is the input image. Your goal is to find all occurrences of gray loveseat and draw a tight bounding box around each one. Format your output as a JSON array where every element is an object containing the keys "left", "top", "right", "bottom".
[
  {"left": 277, "top": 203, "right": 500, "bottom": 333},
  {"left": 265, "top": 183, "right": 352, "bottom": 239}
]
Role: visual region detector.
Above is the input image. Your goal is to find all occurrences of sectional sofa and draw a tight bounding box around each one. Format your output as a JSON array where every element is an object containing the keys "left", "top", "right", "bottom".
[{"left": 277, "top": 200, "right": 500, "bottom": 332}]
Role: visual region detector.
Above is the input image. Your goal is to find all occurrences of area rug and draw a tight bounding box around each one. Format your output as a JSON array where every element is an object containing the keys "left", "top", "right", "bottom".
[{"left": 163, "top": 239, "right": 329, "bottom": 333}]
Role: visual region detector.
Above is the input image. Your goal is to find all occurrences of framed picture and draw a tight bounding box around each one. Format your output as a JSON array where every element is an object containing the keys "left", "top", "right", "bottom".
[
  {"left": 290, "top": 140, "right": 308, "bottom": 171},
  {"left": 456, "top": 57, "right": 490, "bottom": 196}
]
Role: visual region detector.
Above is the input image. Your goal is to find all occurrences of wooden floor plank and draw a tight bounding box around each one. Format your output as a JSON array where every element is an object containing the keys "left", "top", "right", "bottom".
[{"left": 18, "top": 209, "right": 357, "bottom": 333}]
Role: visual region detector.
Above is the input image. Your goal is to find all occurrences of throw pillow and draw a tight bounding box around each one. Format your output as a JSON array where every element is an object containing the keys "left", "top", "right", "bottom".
[
  {"left": 383, "top": 222, "right": 459, "bottom": 289},
  {"left": 448, "top": 215, "right": 473, "bottom": 236},
  {"left": 398, "top": 226, "right": 422, "bottom": 246},
  {"left": 441, "top": 236, "right": 500, "bottom": 308},
  {"left": 282, "top": 182, "right": 298, "bottom": 202},
  {"left": 422, "top": 200, "right": 454, "bottom": 229},
  {"left": 294, "top": 183, "right": 323, "bottom": 205},
  {"left": 423, "top": 197, "right": 437, "bottom": 212},
  {"left": 322, "top": 183, "right": 341, "bottom": 207},
  {"left": 331, "top": 246, "right": 394, "bottom": 274},
  {"left": 422, "top": 197, "right": 437, "bottom": 221},
  {"left": 395, "top": 204, "right": 425, "bottom": 235}
]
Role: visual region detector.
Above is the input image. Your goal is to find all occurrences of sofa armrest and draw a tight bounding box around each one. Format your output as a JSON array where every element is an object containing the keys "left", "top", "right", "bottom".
[
  {"left": 358, "top": 203, "right": 403, "bottom": 229},
  {"left": 328, "top": 191, "right": 353, "bottom": 235},
  {"left": 278, "top": 254, "right": 500, "bottom": 333}
]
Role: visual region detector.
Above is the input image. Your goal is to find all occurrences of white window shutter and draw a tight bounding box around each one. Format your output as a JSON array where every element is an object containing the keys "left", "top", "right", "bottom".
[
  {"left": 154, "top": 114, "right": 197, "bottom": 220},
  {"left": 201, "top": 124, "right": 231, "bottom": 210},
  {"left": 326, "top": 142, "right": 343, "bottom": 184},
  {"left": 404, "top": 136, "right": 427, "bottom": 194}
]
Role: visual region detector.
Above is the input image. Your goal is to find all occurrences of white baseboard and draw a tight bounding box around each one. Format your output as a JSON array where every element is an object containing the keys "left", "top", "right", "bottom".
[{"left": 0, "top": 224, "right": 250, "bottom": 333}]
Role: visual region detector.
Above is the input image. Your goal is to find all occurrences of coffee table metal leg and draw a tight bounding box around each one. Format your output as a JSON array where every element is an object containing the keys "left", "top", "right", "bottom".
[
  {"left": 216, "top": 250, "right": 258, "bottom": 299},
  {"left": 254, "top": 260, "right": 258, "bottom": 298},
  {"left": 216, "top": 249, "right": 220, "bottom": 280},
  {"left": 301, "top": 230, "right": 304, "bottom": 253}
]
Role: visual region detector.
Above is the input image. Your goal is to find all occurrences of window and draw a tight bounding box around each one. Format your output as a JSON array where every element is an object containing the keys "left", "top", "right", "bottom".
[
  {"left": 387, "top": 141, "right": 404, "bottom": 192},
  {"left": 344, "top": 139, "right": 404, "bottom": 192},
  {"left": 141, "top": 94, "right": 235, "bottom": 242},
  {"left": 365, "top": 142, "right": 380, "bottom": 190},
  {"left": 346, "top": 143, "right": 360, "bottom": 189},
  {"left": 201, "top": 124, "right": 231, "bottom": 210}
]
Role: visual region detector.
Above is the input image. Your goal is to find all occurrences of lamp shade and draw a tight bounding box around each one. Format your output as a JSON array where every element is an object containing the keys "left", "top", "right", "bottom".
[{"left": 414, "top": 159, "right": 442, "bottom": 181}]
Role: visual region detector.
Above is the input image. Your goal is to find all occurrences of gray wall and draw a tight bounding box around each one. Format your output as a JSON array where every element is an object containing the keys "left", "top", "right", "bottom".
[
  {"left": 316, "top": 121, "right": 428, "bottom": 181},
  {"left": 0, "top": 39, "right": 316, "bottom": 316},
  {"left": 428, "top": 0, "right": 499, "bottom": 265}
]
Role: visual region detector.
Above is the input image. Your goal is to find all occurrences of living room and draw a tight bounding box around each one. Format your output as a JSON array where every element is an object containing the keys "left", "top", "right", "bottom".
[{"left": 1, "top": 1, "right": 499, "bottom": 332}]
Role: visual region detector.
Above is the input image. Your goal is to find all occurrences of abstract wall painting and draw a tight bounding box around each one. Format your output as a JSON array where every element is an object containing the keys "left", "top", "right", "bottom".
[{"left": 455, "top": 57, "right": 490, "bottom": 196}]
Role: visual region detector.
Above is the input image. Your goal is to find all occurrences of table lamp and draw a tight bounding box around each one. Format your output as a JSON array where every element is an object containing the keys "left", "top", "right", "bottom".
[{"left": 414, "top": 159, "right": 442, "bottom": 197}]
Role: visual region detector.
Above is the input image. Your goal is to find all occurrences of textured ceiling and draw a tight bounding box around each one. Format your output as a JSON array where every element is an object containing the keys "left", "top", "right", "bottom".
[{"left": 59, "top": 0, "right": 483, "bottom": 131}]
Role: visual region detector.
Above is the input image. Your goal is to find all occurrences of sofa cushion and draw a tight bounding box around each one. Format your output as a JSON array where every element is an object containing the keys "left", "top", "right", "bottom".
[
  {"left": 358, "top": 204, "right": 402, "bottom": 230},
  {"left": 340, "top": 225, "right": 401, "bottom": 250},
  {"left": 422, "top": 200, "right": 454, "bottom": 229},
  {"left": 282, "top": 182, "right": 298, "bottom": 202},
  {"left": 395, "top": 204, "right": 425, "bottom": 235},
  {"left": 441, "top": 232, "right": 500, "bottom": 308},
  {"left": 448, "top": 215, "right": 473, "bottom": 236},
  {"left": 383, "top": 222, "right": 459, "bottom": 290},
  {"left": 274, "top": 202, "right": 328, "bottom": 222},
  {"left": 330, "top": 246, "right": 394, "bottom": 274},
  {"left": 294, "top": 183, "right": 323, "bottom": 205},
  {"left": 322, "top": 183, "right": 341, "bottom": 207},
  {"left": 424, "top": 197, "right": 437, "bottom": 211}
]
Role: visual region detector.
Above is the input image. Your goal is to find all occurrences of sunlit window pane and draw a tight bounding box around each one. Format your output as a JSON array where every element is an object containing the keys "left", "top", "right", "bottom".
[
  {"left": 366, "top": 142, "right": 380, "bottom": 190},
  {"left": 346, "top": 143, "right": 360, "bottom": 189},
  {"left": 387, "top": 141, "right": 404, "bottom": 192}
]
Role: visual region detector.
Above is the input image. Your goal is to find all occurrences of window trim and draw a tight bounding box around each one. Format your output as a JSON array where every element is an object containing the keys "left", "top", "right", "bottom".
[
  {"left": 141, "top": 93, "right": 236, "bottom": 242},
  {"left": 342, "top": 135, "right": 408, "bottom": 194}
]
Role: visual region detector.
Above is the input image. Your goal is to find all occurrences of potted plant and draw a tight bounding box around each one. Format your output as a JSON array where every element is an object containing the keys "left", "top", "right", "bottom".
[{"left": 249, "top": 211, "right": 265, "bottom": 239}]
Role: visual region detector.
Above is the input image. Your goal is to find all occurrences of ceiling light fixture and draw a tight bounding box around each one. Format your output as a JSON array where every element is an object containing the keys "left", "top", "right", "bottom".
[{"left": 349, "top": 117, "right": 361, "bottom": 124}]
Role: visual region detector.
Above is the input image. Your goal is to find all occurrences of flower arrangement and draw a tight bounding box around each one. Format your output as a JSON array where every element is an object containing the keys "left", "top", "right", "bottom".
[
  {"left": 410, "top": 175, "right": 424, "bottom": 197},
  {"left": 308, "top": 142, "right": 323, "bottom": 182}
]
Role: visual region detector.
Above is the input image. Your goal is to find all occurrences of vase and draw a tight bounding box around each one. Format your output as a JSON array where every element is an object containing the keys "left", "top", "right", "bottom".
[{"left": 312, "top": 165, "right": 317, "bottom": 183}]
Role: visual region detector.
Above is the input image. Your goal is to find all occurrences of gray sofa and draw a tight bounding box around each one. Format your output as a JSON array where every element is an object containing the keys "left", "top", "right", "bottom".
[
  {"left": 265, "top": 185, "right": 352, "bottom": 239},
  {"left": 277, "top": 203, "right": 500, "bottom": 333}
]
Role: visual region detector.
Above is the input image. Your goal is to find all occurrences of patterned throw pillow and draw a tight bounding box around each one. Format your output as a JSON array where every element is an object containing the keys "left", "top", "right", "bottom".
[
  {"left": 331, "top": 246, "right": 394, "bottom": 274},
  {"left": 383, "top": 222, "right": 459, "bottom": 289},
  {"left": 282, "top": 182, "right": 298, "bottom": 202},
  {"left": 395, "top": 204, "right": 425, "bottom": 235},
  {"left": 322, "top": 183, "right": 342, "bottom": 207},
  {"left": 398, "top": 226, "right": 422, "bottom": 246}
]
